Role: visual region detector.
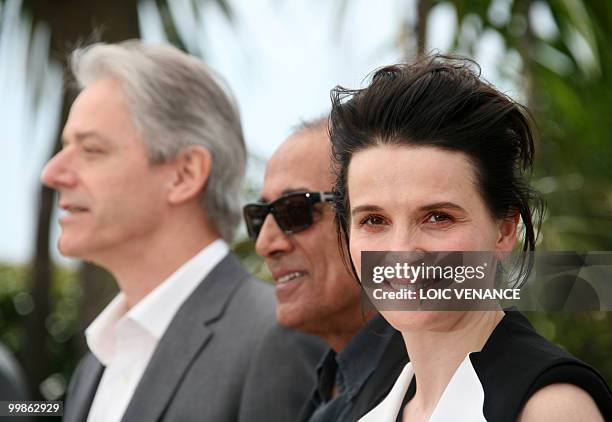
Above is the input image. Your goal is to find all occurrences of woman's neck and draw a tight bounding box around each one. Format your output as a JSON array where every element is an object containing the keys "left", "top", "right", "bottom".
[{"left": 402, "top": 310, "right": 505, "bottom": 418}]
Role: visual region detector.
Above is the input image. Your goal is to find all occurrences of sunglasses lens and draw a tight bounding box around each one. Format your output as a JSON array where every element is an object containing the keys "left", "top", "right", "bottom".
[
  {"left": 244, "top": 205, "right": 268, "bottom": 239},
  {"left": 274, "top": 195, "right": 312, "bottom": 233},
  {"left": 244, "top": 193, "right": 321, "bottom": 239}
]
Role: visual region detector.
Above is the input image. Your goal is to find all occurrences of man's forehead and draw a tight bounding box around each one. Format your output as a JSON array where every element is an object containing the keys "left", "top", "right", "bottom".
[
  {"left": 261, "top": 167, "right": 327, "bottom": 202},
  {"left": 262, "top": 133, "right": 333, "bottom": 201},
  {"left": 258, "top": 186, "right": 310, "bottom": 202},
  {"left": 63, "top": 77, "right": 133, "bottom": 136}
]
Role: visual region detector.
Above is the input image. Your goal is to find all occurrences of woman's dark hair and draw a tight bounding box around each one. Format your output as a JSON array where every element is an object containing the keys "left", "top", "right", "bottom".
[{"left": 329, "top": 54, "right": 544, "bottom": 286}]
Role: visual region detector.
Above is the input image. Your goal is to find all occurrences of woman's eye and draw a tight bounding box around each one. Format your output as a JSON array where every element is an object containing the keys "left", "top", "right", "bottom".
[
  {"left": 426, "top": 212, "right": 452, "bottom": 224},
  {"left": 361, "top": 215, "right": 387, "bottom": 226}
]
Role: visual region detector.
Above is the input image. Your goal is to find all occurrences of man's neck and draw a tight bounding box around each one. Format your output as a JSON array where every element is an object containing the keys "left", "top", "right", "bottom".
[
  {"left": 402, "top": 310, "right": 504, "bottom": 417},
  {"left": 94, "top": 219, "right": 220, "bottom": 309},
  {"left": 321, "top": 310, "right": 377, "bottom": 353}
]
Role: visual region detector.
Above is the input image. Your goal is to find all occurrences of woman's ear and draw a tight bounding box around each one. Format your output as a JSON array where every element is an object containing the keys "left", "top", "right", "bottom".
[
  {"left": 496, "top": 212, "right": 520, "bottom": 256},
  {"left": 167, "top": 145, "right": 212, "bottom": 205}
]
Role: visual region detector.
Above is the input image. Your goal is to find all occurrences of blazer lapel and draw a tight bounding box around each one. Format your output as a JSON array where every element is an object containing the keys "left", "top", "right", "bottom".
[
  {"left": 296, "top": 387, "right": 318, "bottom": 422},
  {"left": 350, "top": 329, "right": 409, "bottom": 420},
  {"left": 64, "top": 353, "right": 104, "bottom": 422},
  {"left": 120, "top": 253, "right": 248, "bottom": 422}
]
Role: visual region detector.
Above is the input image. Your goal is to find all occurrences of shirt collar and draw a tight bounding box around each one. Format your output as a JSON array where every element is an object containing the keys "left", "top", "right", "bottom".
[
  {"left": 85, "top": 293, "right": 129, "bottom": 366},
  {"left": 128, "top": 239, "right": 229, "bottom": 338},
  {"left": 315, "top": 314, "right": 395, "bottom": 401},
  {"left": 86, "top": 239, "right": 229, "bottom": 365}
]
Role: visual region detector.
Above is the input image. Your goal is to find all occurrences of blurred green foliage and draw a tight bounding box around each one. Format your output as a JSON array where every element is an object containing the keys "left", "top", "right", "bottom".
[
  {"left": 526, "top": 311, "right": 612, "bottom": 386},
  {"left": 0, "top": 263, "right": 82, "bottom": 397}
]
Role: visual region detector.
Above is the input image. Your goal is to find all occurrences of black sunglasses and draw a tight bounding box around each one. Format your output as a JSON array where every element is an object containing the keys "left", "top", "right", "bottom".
[{"left": 243, "top": 191, "right": 334, "bottom": 240}]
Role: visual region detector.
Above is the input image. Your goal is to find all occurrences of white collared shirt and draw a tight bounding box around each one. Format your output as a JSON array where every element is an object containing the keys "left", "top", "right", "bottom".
[{"left": 85, "top": 239, "right": 229, "bottom": 422}]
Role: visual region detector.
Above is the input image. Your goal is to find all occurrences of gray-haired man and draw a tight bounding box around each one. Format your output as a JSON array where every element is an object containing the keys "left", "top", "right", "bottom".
[{"left": 42, "top": 40, "right": 322, "bottom": 422}]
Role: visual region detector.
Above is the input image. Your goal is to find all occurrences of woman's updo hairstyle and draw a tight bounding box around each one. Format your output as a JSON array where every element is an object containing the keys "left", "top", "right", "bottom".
[{"left": 329, "top": 54, "right": 544, "bottom": 286}]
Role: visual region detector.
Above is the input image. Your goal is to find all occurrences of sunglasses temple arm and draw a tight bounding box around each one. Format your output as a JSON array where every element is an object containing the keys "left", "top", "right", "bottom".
[{"left": 321, "top": 192, "right": 334, "bottom": 202}]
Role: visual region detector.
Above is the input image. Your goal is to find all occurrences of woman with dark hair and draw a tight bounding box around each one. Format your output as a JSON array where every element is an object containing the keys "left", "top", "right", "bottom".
[{"left": 329, "top": 55, "right": 612, "bottom": 421}]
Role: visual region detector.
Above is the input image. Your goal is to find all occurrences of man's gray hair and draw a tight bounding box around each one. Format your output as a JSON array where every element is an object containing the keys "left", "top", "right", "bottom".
[{"left": 70, "top": 40, "right": 246, "bottom": 242}]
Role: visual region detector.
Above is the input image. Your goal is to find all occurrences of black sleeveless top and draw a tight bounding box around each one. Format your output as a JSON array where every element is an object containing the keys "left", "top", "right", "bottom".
[{"left": 388, "top": 310, "right": 612, "bottom": 421}]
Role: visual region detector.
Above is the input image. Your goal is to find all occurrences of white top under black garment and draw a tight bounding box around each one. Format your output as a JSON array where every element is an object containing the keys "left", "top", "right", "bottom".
[{"left": 359, "top": 310, "right": 612, "bottom": 422}]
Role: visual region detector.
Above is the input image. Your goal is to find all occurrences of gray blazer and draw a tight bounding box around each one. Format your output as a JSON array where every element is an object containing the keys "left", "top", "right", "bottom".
[{"left": 63, "top": 252, "right": 324, "bottom": 422}]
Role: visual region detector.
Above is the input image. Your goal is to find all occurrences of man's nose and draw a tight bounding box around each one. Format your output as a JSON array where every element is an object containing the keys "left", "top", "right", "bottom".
[
  {"left": 40, "top": 149, "right": 77, "bottom": 189},
  {"left": 255, "top": 213, "right": 294, "bottom": 258}
]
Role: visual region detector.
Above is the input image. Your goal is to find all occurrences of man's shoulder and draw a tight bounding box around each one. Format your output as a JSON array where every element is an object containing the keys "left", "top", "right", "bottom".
[
  {"left": 218, "top": 273, "right": 276, "bottom": 336},
  {"left": 174, "top": 252, "right": 277, "bottom": 342},
  {"left": 177, "top": 252, "right": 275, "bottom": 321},
  {"left": 238, "top": 319, "right": 326, "bottom": 422},
  {"left": 231, "top": 273, "right": 275, "bottom": 306},
  {"left": 206, "top": 252, "right": 276, "bottom": 317},
  {"left": 205, "top": 252, "right": 273, "bottom": 295},
  {"left": 350, "top": 324, "right": 409, "bottom": 420}
]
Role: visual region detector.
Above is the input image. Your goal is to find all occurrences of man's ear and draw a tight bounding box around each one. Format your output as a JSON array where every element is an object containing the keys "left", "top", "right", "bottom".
[
  {"left": 167, "top": 145, "right": 212, "bottom": 205},
  {"left": 496, "top": 211, "right": 520, "bottom": 257}
]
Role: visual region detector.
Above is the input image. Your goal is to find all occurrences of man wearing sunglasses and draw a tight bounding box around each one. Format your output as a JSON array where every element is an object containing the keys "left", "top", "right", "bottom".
[{"left": 245, "top": 118, "right": 409, "bottom": 422}]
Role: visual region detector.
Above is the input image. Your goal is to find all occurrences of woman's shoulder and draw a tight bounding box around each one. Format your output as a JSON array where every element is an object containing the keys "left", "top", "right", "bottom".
[
  {"left": 472, "top": 309, "right": 576, "bottom": 373},
  {"left": 517, "top": 383, "right": 605, "bottom": 422},
  {"left": 469, "top": 310, "right": 612, "bottom": 421}
]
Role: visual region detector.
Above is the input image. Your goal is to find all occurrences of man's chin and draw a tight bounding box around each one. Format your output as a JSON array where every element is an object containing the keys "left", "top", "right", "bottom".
[
  {"left": 276, "top": 306, "right": 305, "bottom": 330},
  {"left": 276, "top": 305, "right": 322, "bottom": 335},
  {"left": 57, "top": 238, "right": 88, "bottom": 259}
]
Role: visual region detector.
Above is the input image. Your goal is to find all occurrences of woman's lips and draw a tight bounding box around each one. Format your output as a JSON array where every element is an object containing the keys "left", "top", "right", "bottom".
[{"left": 383, "top": 276, "right": 453, "bottom": 293}]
